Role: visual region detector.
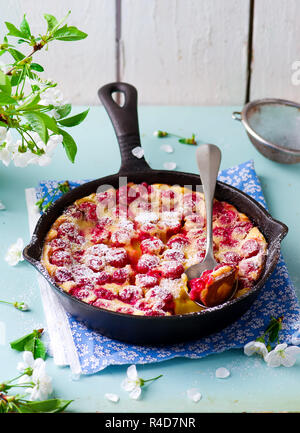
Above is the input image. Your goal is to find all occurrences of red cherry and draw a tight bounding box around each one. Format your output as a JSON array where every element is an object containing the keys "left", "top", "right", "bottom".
[
  {"left": 72, "top": 250, "right": 85, "bottom": 263},
  {"left": 50, "top": 250, "right": 72, "bottom": 267},
  {"left": 162, "top": 249, "right": 185, "bottom": 262},
  {"left": 135, "top": 273, "right": 158, "bottom": 288},
  {"left": 136, "top": 254, "right": 160, "bottom": 274},
  {"left": 167, "top": 234, "right": 189, "bottom": 248},
  {"left": 87, "top": 256, "right": 105, "bottom": 272},
  {"left": 241, "top": 239, "right": 260, "bottom": 259},
  {"left": 218, "top": 210, "right": 237, "bottom": 226},
  {"left": 213, "top": 226, "right": 225, "bottom": 237},
  {"left": 212, "top": 201, "right": 224, "bottom": 219},
  {"left": 189, "top": 278, "right": 206, "bottom": 301},
  {"left": 78, "top": 202, "right": 98, "bottom": 221},
  {"left": 144, "top": 310, "right": 165, "bottom": 316},
  {"left": 118, "top": 286, "right": 143, "bottom": 304},
  {"left": 223, "top": 251, "right": 241, "bottom": 266},
  {"left": 95, "top": 271, "right": 112, "bottom": 285},
  {"left": 110, "top": 229, "right": 132, "bottom": 247},
  {"left": 69, "top": 286, "right": 92, "bottom": 301},
  {"left": 112, "top": 268, "right": 128, "bottom": 284},
  {"left": 50, "top": 238, "right": 68, "bottom": 251},
  {"left": 91, "top": 226, "right": 111, "bottom": 244},
  {"left": 57, "top": 222, "right": 78, "bottom": 241},
  {"left": 64, "top": 205, "right": 83, "bottom": 219},
  {"left": 106, "top": 248, "right": 128, "bottom": 268},
  {"left": 161, "top": 260, "right": 184, "bottom": 279},
  {"left": 94, "top": 287, "right": 116, "bottom": 300},
  {"left": 54, "top": 267, "right": 73, "bottom": 283},
  {"left": 140, "top": 237, "right": 164, "bottom": 255}
]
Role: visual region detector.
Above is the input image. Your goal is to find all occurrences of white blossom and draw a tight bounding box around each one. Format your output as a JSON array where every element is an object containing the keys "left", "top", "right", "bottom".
[
  {"left": 17, "top": 352, "right": 52, "bottom": 401},
  {"left": 0, "top": 127, "right": 14, "bottom": 167},
  {"left": 121, "top": 365, "right": 142, "bottom": 400},
  {"left": 12, "top": 132, "right": 62, "bottom": 167},
  {"left": 244, "top": 341, "right": 268, "bottom": 359},
  {"left": 5, "top": 238, "right": 24, "bottom": 266},
  {"left": 40, "top": 86, "right": 65, "bottom": 119},
  {"left": 264, "top": 343, "right": 300, "bottom": 368},
  {"left": 0, "top": 200, "right": 6, "bottom": 210}
]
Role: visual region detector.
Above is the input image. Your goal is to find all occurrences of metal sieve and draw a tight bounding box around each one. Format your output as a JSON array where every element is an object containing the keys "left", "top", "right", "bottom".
[{"left": 232, "top": 98, "right": 300, "bottom": 164}]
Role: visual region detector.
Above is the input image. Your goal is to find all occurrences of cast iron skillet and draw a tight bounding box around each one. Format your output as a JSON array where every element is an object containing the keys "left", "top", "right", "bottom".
[{"left": 23, "top": 82, "right": 288, "bottom": 345}]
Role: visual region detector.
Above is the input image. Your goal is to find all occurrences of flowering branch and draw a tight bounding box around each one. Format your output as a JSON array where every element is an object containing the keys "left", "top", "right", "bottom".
[
  {"left": 244, "top": 316, "right": 300, "bottom": 367},
  {"left": 0, "top": 352, "right": 72, "bottom": 413},
  {"left": 153, "top": 130, "right": 197, "bottom": 145},
  {"left": 0, "top": 11, "right": 88, "bottom": 167},
  {"left": 0, "top": 300, "right": 29, "bottom": 311},
  {"left": 36, "top": 180, "right": 70, "bottom": 212},
  {"left": 121, "top": 365, "right": 163, "bottom": 400}
]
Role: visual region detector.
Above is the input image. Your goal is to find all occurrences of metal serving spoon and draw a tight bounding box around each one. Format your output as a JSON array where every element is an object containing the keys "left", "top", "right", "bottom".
[{"left": 185, "top": 144, "right": 238, "bottom": 308}]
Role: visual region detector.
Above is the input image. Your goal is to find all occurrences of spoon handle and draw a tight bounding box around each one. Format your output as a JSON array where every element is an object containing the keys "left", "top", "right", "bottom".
[{"left": 196, "top": 144, "right": 222, "bottom": 262}]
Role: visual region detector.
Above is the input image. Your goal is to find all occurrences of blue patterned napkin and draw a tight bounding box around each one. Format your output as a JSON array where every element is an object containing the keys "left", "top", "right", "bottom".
[{"left": 36, "top": 160, "right": 300, "bottom": 374}]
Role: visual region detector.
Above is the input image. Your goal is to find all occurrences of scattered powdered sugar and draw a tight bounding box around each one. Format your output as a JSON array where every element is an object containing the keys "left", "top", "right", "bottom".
[
  {"left": 159, "top": 277, "right": 183, "bottom": 299},
  {"left": 132, "top": 146, "right": 144, "bottom": 159},
  {"left": 86, "top": 244, "right": 109, "bottom": 257},
  {"left": 118, "top": 218, "right": 134, "bottom": 232},
  {"left": 134, "top": 212, "right": 159, "bottom": 224}
]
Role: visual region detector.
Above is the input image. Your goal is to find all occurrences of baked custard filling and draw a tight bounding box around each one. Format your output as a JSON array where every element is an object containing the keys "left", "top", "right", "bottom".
[{"left": 41, "top": 182, "right": 267, "bottom": 316}]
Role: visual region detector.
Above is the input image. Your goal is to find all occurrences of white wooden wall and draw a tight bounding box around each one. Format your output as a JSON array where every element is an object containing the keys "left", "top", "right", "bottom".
[{"left": 1, "top": 0, "right": 300, "bottom": 105}]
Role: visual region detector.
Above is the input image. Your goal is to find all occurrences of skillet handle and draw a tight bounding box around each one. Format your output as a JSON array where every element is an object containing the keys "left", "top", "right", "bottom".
[{"left": 98, "top": 82, "right": 151, "bottom": 174}]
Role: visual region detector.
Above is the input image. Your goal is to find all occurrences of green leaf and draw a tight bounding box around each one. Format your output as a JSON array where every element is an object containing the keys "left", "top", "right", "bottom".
[
  {"left": 37, "top": 112, "right": 59, "bottom": 134},
  {"left": 5, "top": 22, "right": 27, "bottom": 39},
  {"left": 10, "top": 329, "right": 45, "bottom": 359},
  {"left": 10, "top": 331, "right": 36, "bottom": 352},
  {"left": 23, "top": 112, "right": 48, "bottom": 143},
  {"left": 20, "top": 15, "right": 31, "bottom": 39},
  {"left": 58, "top": 109, "right": 89, "bottom": 127},
  {"left": 34, "top": 336, "right": 47, "bottom": 359},
  {"left": 17, "top": 93, "right": 40, "bottom": 111},
  {"left": 54, "top": 103, "right": 71, "bottom": 119},
  {"left": 58, "top": 128, "right": 77, "bottom": 163},
  {"left": 19, "top": 399, "right": 73, "bottom": 413},
  {"left": 0, "top": 70, "right": 11, "bottom": 95},
  {"left": 0, "top": 92, "right": 17, "bottom": 105},
  {"left": 10, "top": 71, "right": 22, "bottom": 86},
  {"left": 30, "top": 63, "right": 44, "bottom": 72},
  {"left": 53, "top": 25, "right": 87, "bottom": 41},
  {"left": 44, "top": 14, "right": 58, "bottom": 32},
  {"left": 8, "top": 48, "right": 25, "bottom": 62}
]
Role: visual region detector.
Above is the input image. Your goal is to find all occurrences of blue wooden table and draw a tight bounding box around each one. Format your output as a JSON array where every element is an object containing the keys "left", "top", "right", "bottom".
[{"left": 0, "top": 105, "right": 300, "bottom": 413}]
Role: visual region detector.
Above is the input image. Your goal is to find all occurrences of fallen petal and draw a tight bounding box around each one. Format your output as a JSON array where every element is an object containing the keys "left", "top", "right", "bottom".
[
  {"left": 163, "top": 161, "right": 177, "bottom": 170},
  {"left": 160, "top": 144, "right": 174, "bottom": 153},
  {"left": 132, "top": 146, "right": 144, "bottom": 159},
  {"left": 215, "top": 367, "right": 230, "bottom": 378},
  {"left": 105, "top": 393, "right": 120, "bottom": 403},
  {"left": 187, "top": 388, "right": 202, "bottom": 402},
  {"left": 0, "top": 200, "right": 6, "bottom": 210}
]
